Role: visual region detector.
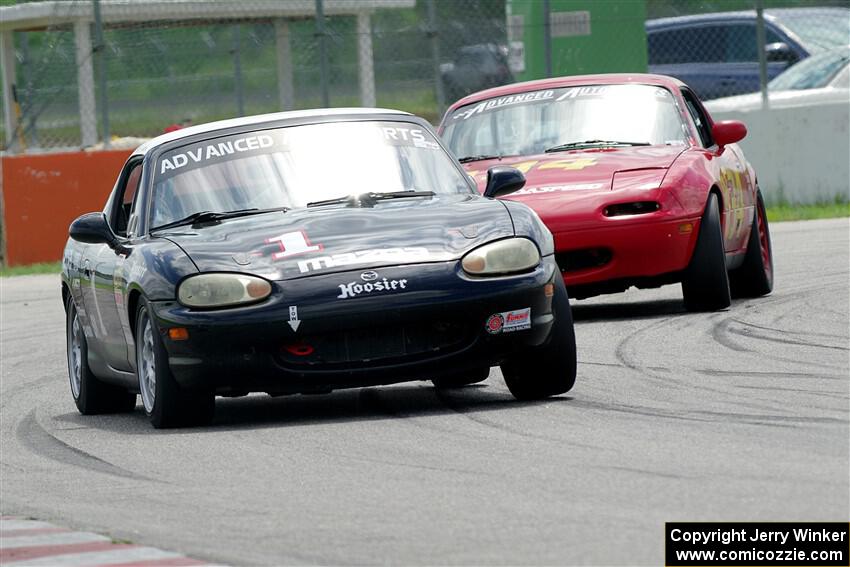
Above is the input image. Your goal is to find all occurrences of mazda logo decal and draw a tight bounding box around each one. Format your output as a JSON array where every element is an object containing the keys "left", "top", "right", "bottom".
[{"left": 360, "top": 271, "right": 379, "bottom": 282}]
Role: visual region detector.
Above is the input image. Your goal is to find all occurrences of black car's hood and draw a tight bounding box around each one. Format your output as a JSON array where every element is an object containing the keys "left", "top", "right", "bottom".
[{"left": 158, "top": 194, "right": 514, "bottom": 281}]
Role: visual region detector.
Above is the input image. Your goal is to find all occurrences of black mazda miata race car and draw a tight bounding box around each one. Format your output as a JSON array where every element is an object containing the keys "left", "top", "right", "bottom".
[{"left": 62, "top": 108, "right": 577, "bottom": 428}]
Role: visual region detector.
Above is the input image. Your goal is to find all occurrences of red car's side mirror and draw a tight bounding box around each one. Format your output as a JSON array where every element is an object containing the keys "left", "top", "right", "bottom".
[{"left": 712, "top": 120, "right": 747, "bottom": 147}]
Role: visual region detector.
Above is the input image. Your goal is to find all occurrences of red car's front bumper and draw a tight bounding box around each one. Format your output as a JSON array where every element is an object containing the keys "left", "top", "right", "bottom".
[
  {"left": 558, "top": 212, "right": 699, "bottom": 275},
  {"left": 505, "top": 179, "right": 706, "bottom": 299}
]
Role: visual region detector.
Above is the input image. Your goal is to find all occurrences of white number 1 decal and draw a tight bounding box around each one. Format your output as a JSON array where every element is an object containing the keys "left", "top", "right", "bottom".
[{"left": 266, "top": 230, "right": 323, "bottom": 260}]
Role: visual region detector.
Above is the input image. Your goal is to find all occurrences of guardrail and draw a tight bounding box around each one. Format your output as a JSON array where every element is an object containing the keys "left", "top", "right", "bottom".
[{"left": 709, "top": 98, "right": 850, "bottom": 205}]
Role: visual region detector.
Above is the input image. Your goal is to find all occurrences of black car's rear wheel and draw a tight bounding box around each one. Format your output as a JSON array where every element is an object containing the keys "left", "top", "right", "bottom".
[
  {"left": 682, "top": 193, "right": 732, "bottom": 312},
  {"left": 66, "top": 297, "right": 136, "bottom": 414},
  {"left": 501, "top": 277, "right": 577, "bottom": 400},
  {"left": 136, "top": 298, "right": 214, "bottom": 428},
  {"left": 432, "top": 367, "right": 490, "bottom": 389},
  {"left": 730, "top": 190, "right": 774, "bottom": 298}
]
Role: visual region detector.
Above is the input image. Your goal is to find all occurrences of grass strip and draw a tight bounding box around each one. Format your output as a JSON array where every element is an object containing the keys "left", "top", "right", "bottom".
[
  {"left": 0, "top": 261, "right": 63, "bottom": 277},
  {"left": 766, "top": 199, "right": 850, "bottom": 223}
]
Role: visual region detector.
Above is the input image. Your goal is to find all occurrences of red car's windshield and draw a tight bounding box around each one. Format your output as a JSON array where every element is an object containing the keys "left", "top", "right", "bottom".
[{"left": 442, "top": 84, "right": 689, "bottom": 160}]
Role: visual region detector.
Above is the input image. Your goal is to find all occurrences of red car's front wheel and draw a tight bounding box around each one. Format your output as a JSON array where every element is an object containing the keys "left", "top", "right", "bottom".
[{"left": 682, "top": 193, "right": 732, "bottom": 312}]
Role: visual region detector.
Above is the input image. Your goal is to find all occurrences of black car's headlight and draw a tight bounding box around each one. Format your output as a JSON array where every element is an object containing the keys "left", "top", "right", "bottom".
[
  {"left": 178, "top": 273, "right": 272, "bottom": 308},
  {"left": 461, "top": 238, "right": 541, "bottom": 276}
]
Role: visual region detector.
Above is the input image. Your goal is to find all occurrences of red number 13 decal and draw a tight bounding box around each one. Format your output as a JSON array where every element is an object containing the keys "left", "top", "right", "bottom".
[{"left": 266, "top": 230, "right": 323, "bottom": 260}]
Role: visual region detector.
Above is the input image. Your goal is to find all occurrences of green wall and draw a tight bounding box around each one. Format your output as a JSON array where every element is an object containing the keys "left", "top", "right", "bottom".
[{"left": 507, "top": 0, "right": 648, "bottom": 82}]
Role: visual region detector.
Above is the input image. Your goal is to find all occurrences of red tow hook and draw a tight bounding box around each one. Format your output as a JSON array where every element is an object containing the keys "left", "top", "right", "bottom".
[{"left": 283, "top": 342, "right": 315, "bottom": 356}]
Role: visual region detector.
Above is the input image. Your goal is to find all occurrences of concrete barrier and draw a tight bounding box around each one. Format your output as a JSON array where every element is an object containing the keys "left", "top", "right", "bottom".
[
  {"left": 1, "top": 149, "right": 132, "bottom": 266},
  {"left": 709, "top": 99, "right": 850, "bottom": 204}
]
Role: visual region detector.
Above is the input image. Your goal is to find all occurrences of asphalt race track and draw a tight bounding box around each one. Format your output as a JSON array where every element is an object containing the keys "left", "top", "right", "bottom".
[{"left": 1, "top": 218, "right": 848, "bottom": 565}]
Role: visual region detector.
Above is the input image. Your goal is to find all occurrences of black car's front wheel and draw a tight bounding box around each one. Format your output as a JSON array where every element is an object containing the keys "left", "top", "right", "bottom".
[
  {"left": 135, "top": 298, "right": 214, "bottom": 428},
  {"left": 500, "top": 277, "right": 577, "bottom": 400},
  {"left": 66, "top": 297, "right": 136, "bottom": 414}
]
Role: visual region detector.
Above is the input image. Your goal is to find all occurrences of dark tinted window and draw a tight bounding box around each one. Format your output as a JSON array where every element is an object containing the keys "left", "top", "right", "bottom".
[
  {"left": 649, "top": 29, "right": 682, "bottom": 64},
  {"left": 725, "top": 24, "right": 784, "bottom": 62},
  {"left": 649, "top": 22, "right": 786, "bottom": 65},
  {"left": 681, "top": 89, "right": 712, "bottom": 147},
  {"left": 726, "top": 24, "right": 758, "bottom": 62},
  {"left": 649, "top": 26, "right": 725, "bottom": 64},
  {"left": 111, "top": 162, "right": 142, "bottom": 236}
]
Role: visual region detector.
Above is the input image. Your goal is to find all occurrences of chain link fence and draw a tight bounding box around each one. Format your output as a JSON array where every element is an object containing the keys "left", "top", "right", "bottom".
[{"left": 0, "top": 0, "right": 846, "bottom": 153}]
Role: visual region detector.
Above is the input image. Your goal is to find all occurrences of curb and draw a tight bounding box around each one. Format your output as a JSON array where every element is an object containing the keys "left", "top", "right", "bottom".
[{"left": 0, "top": 517, "right": 221, "bottom": 566}]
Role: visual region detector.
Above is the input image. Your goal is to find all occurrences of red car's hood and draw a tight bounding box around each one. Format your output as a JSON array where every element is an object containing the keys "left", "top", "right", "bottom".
[{"left": 464, "top": 145, "right": 686, "bottom": 196}]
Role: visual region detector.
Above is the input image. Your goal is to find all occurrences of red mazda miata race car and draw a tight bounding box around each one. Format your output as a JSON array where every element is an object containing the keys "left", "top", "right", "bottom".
[{"left": 439, "top": 74, "right": 773, "bottom": 311}]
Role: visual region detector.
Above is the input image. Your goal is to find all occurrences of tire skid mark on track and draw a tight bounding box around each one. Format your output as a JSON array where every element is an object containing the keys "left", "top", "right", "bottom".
[
  {"left": 589, "top": 464, "right": 695, "bottom": 481},
  {"left": 696, "top": 408, "right": 848, "bottom": 425},
  {"left": 15, "top": 410, "right": 156, "bottom": 482},
  {"left": 734, "top": 384, "right": 848, "bottom": 401},
  {"left": 710, "top": 318, "right": 749, "bottom": 352},
  {"left": 580, "top": 359, "right": 673, "bottom": 373},
  {"left": 613, "top": 314, "right": 685, "bottom": 377},
  {"left": 356, "top": 387, "right": 493, "bottom": 442},
  {"left": 767, "top": 284, "right": 849, "bottom": 325},
  {"left": 719, "top": 470, "right": 850, "bottom": 487},
  {"left": 585, "top": 364, "right": 847, "bottom": 385},
  {"left": 567, "top": 398, "right": 846, "bottom": 427},
  {"left": 709, "top": 317, "right": 844, "bottom": 371},
  {"left": 610, "top": 313, "right": 780, "bottom": 409},
  {"left": 699, "top": 308, "right": 847, "bottom": 412},
  {"left": 725, "top": 320, "right": 849, "bottom": 351},
  {"left": 608, "top": 311, "right": 783, "bottom": 414},
  {"left": 729, "top": 318, "right": 849, "bottom": 340},
  {"left": 594, "top": 295, "right": 837, "bottom": 417},
  {"left": 697, "top": 368, "right": 848, "bottom": 381},
  {"left": 432, "top": 388, "right": 608, "bottom": 451}
]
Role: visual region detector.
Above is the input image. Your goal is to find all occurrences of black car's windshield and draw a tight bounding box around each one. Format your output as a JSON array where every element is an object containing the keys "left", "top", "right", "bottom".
[
  {"left": 151, "top": 121, "right": 471, "bottom": 229},
  {"left": 442, "top": 84, "right": 689, "bottom": 159}
]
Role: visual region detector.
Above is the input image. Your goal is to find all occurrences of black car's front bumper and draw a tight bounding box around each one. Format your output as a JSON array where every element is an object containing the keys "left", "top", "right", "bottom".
[{"left": 150, "top": 258, "right": 561, "bottom": 395}]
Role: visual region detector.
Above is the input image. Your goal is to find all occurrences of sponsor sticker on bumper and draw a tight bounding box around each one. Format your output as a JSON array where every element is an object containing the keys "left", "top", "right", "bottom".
[{"left": 485, "top": 307, "right": 531, "bottom": 334}]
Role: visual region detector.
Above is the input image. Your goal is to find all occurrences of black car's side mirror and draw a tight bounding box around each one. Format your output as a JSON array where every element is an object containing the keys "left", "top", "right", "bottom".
[
  {"left": 69, "top": 212, "right": 117, "bottom": 247},
  {"left": 483, "top": 166, "right": 525, "bottom": 199}
]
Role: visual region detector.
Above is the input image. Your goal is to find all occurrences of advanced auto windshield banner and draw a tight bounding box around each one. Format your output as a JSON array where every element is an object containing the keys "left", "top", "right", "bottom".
[{"left": 155, "top": 122, "right": 440, "bottom": 183}]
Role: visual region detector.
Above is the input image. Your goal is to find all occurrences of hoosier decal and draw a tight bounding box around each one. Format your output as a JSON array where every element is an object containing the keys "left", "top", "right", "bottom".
[{"left": 338, "top": 277, "right": 409, "bottom": 299}]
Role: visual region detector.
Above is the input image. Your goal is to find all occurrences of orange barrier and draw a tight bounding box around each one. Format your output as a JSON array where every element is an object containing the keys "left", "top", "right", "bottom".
[{"left": 1, "top": 150, "right": 132, "bottom": 266}]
